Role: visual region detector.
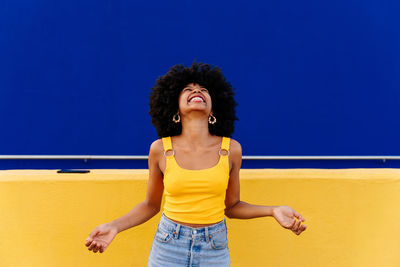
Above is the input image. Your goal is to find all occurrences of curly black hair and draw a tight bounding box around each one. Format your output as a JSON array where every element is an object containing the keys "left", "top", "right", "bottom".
[{"left": 149, "top": 62, "right": 238, "bottom": 138}]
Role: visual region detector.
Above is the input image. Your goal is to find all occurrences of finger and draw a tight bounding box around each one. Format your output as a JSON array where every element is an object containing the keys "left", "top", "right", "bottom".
[
  {"left": 88, "top": 241, "right": 97, "bottom": 251},
  {"left": 93, "top": 244, "right": 101, "bottom": 253},
  {"left": 85, "top": 237, "right": 93, "bottom": 247},
  {"left": 94, "top": 242, "right": 103, "bottom": 253},
  {"left": 286, "top": 218, "right": 296, "bottom": 229},
  {"left": 295, "top": 228, "right": 301, "bottom": 235},
  {"left": 295, "top": 225, "right": 302, "bottom": 235},
  {"left": 100, "top": 243, "right": 107, "bottom": 253},
  {"left": 296, "top": 224, "right": 307, "bottom": 235},
  {"left": 291, "top": 219, "right": 301, "bottom": 232},
  {"left": 94, "top": 241, "right": 105, "bottom": 253},
  {"left": 293, "top": 210, "right": 305, "bottom": 221}
]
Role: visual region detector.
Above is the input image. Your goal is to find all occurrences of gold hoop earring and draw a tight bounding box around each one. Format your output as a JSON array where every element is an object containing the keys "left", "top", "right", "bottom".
[
  {"left": 172, "top": 114, "right": 181, "bottom": 123},
  {"left": 208, "top": 114, "right": 216, "bottom": 124}
]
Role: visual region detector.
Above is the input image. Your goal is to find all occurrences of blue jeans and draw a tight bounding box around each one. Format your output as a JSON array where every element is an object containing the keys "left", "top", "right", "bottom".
[{"left": 148, "top": 213, "right": 230, "bottom": 267}]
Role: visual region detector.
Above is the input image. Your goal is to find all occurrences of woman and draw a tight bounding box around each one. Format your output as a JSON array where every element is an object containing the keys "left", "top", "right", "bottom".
[{"left": 85, "top": 62, "right": 307, "bottom": 266}]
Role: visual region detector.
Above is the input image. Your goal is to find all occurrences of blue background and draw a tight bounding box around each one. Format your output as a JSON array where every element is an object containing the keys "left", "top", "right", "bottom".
[{"left": 1, "top": 0, "right": 399, "bottom": 169}]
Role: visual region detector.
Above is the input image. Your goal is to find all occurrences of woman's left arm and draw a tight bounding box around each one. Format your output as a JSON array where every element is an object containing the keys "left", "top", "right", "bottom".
[{"left": 224, "top": 140, "right": 307, "bottom": 235}]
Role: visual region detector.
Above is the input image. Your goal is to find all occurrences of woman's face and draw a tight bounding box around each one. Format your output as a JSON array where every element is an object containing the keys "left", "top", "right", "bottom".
[{"left": 178, "top": 83, "right": 212, "bottom": 116}]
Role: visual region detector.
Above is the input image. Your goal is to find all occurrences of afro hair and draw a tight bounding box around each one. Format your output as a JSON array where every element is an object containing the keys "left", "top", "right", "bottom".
[{"left": 149, "top": 62, "right": 238, "bottom": 138}]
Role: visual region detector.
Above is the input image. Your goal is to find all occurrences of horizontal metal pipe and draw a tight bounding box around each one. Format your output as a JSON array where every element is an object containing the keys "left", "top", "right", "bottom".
[{"left": 0, "top": 155, "right": 399, "bottom": 160}]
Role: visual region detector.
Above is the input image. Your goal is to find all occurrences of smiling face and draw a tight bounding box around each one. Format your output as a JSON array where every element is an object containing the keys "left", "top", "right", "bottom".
[{"left": 178, "top": 83, "right": 212, "bottom": 116}]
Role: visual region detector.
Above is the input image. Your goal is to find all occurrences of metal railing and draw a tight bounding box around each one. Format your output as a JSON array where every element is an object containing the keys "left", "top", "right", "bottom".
[{"left": 1, "top": 155, "right": 400, "bottom": 161}]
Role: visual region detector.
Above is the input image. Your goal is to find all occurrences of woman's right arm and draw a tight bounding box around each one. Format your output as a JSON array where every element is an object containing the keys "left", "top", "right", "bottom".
[
  {"left": 108, "top": 139, "right": 164, "bottom": 232},
  {"left": 85, "top": 139, "right": 164, "bottom": 253}
]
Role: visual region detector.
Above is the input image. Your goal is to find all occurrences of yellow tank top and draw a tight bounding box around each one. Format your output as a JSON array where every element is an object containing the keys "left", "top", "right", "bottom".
[{"left": 161, "top": 136, "right": 230, "bottom": 224}]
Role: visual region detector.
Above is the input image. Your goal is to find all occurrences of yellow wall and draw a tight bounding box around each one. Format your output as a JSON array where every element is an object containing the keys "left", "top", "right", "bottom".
[{"left": 1, "top": 169, "right": 400, "bottom": 267}]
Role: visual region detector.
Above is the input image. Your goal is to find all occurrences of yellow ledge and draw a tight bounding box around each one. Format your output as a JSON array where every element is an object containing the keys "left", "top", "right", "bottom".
[{"left": 1, "top": 169, "right": 400, "bottom": 267}]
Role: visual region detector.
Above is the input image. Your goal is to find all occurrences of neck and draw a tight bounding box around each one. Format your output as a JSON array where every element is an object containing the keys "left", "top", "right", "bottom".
[{"left": 180, "top": 114, "right": 211, "bottom": 146}]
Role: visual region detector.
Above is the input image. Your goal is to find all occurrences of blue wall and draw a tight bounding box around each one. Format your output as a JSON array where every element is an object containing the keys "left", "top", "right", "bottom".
[{"left": 1, "top": 0, "right": 399, "bottom": 169}]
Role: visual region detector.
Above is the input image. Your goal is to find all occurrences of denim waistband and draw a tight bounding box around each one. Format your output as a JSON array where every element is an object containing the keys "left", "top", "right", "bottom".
[{"left": 158, "top": 213, "right": 227, "bottom": 241}]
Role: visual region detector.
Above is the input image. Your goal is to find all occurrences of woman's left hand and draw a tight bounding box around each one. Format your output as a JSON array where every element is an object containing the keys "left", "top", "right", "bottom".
[{"left": 272, "top": 206, "right": 307, "bottom": 235}]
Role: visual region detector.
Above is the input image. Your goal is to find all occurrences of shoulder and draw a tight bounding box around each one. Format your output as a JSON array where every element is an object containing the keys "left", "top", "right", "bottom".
[
  {"left": 149, "top": 139, "right": 164, "bottom": 157},
  {"left": 226, "top": 138, "right": 242, "bottom": 171},
  {"left": 228, "top": 138, "right": 242, "bottom": 155},
  {"left": 148, "top": 139, "right": 165, "bottom": 174}
]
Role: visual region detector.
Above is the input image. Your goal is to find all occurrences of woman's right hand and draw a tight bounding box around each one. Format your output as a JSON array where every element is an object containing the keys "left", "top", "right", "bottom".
[
  {"left": 272, "top": 205, "right": 307, "bottom": 235},
  {"left": 85, "top": 223, "right": 118, "bottom": 253}
]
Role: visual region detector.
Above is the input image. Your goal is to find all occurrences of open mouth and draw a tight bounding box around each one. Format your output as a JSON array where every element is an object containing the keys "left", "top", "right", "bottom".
[{"left": 188, "top": 95, "right": 205, "bottom": 103}]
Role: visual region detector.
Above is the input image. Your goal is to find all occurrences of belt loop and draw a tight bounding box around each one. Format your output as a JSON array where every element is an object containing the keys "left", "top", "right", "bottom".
[
  {"left": 205, "top": 227, "right": 209, "bottom": 243},
  {"left": 174, "top": 224, "right": 181, "bottom": 239}
]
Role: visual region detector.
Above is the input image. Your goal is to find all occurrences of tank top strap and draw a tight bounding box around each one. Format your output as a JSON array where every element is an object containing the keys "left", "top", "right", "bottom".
[
  {"left": 161, "top": 136, "right": 173, "bottom": 154},
  {"left": 220, "top": 137, "right": 230, "bottom": 152}
]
